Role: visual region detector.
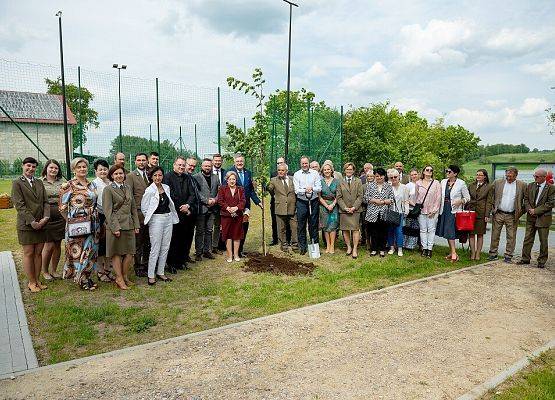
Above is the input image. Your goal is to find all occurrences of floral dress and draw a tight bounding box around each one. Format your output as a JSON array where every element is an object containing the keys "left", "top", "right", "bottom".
[
  {"left": 59, "top": 179, "right": 99, "bottom": 286},
  {"left": 319, "top": 178, "right": 339, "bottom": 231}
]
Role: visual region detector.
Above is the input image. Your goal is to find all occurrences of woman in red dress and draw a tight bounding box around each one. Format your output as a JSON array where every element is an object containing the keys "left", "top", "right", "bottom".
[{"left": 218, "top": 171, "right": 246, "bottom": 262}]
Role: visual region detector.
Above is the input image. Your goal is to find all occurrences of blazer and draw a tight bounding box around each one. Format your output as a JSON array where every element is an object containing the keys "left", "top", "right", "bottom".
[
  {"left": 102, "top": 183, "right": 140, "bottom": 233},
  {"left": 336, "top": 177, "right": 364, "bottom": 214},
  {"left": 217, "top": 185, "right": 246, "bottom": 217},
  {"left": 127, "top": 169, "right": 149, "bottom": 218},
  {"left": 439, "top": 178, "right": 470, "bottom": 214},
  {"left": 268, "top": 176, "right": 296, "bottom": 216},
  {"left": 193, "top": 172, "right": 220, "bottom": 214},
  {"left": 486, "top": 178, "right": 527, "bottom": 220},
  {"left": 523, "top": 182, "right": 555, "bottom": 228},
  {"left": 141, "top": 183, "right": 179, "bottom": 225},
  {"left": 364, "top": 182, "right": 394, "bottom": 223},
  {"left": 227, "top": 166, "right": 260, "bottom": 209},
  {"left": 212, "top": 167, "right": 226, "bottom": 186},
  {"left": 11, "top": 176, "right": 50, "bottom": 231},
  {"left": 466, "top": 182, "right": 492, "bottom": 219}
]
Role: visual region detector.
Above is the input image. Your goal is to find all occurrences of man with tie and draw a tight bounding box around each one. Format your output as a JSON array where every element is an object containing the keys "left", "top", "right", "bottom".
[
  {"left": 517, "top": 168, "right": 555, "bottom": 268},
  {"left": 294, "top": 156, "right": 322, "bottom": 255},
  {"left": 269, "top": 157, "right": 292, "bottom": 246},
  {"left": 486, "top": 166, "right": 527, "bottom": 263},
  {"left": 395, "top": 161, "right": 409, "bottom": 184},
  {"left": 268, "top": 163, "right": 298, "bottom": 251},
  {"left": 228, "top": 154, "right": 263, "bottom": 256},
  {"left": 211, "top": 153, "right": 226, "bottom": 253},
  {"left": 127, "top": 152, "right": 151, "bottom": 277}
]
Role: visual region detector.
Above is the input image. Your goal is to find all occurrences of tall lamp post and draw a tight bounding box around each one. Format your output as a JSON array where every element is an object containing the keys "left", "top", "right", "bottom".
[
  {"left": 113, "top": 64, "right": 127, "bottom": 152},
  {"left": 283, "top": 0, "right": 298, "bottom": 163},
  {"left": 55, "top": 11, "right": 72, "bottom": 179}
]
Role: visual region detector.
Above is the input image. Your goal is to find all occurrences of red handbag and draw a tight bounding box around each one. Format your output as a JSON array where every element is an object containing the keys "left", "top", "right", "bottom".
[{"left": 455, "top": 210, "right": 476, "bottom": 231}]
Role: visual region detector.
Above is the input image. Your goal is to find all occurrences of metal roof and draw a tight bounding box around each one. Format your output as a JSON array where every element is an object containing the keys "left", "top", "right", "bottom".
[{"left": 0, "top": 90, "right": 77, "bottom": 125}]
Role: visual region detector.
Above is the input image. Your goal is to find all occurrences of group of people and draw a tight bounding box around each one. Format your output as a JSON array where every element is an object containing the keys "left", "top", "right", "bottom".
[{"left": 11, "top": 150, "right": 554, "bottom": 292}]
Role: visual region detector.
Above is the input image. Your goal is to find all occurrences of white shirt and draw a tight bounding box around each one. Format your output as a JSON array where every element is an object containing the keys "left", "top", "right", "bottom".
[
  {"left": 212, "top": 167, "right": 222, "bottom": 184},
  {"left": 24, "top": 176, "right": 34, "bottom": 187},
  {"left": 499, "top": 180, "right": 517, "bottom": 212},
  {"left": 535, "top": 181, "right": 547, "bottom": 206},
  {"left": 93, "top": 177, "right": 108, "bottom": 212},
  {"left": 293, "top": 169, "right": 322, "bottom": 201}
]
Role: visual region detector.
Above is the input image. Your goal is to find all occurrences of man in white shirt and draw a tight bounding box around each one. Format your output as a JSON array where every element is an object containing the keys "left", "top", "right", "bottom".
[
  {"left": 294, "top": 156, "right": 322, "bottom": 255},
  {"left": 486, "top": 166, "right": 527, "bottom": 263}
]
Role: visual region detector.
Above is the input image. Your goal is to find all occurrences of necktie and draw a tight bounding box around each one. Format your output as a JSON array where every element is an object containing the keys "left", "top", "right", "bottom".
[
  {"left": 348, "top": 178, "right": 351, "bottom": 187},
  {"left": 142, "top": 171, "right": 149, "bottom": 185},
  {"left": 215, "top": 169, "right": 221, "bottom": 184},
  {"left": 239, "top": 171, "right": 244, "bottom": 185},
  {"left": 283, "top": 178, "right": 288, "bottom": 189},
  {"left": 534, "top": 183, "right": 541, "bottom": 205}
]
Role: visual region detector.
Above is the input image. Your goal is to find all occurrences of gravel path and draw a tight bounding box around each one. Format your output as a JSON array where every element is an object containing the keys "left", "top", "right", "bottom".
[{"left": 2, "top": 258, "right": 554, "bottom": 400}]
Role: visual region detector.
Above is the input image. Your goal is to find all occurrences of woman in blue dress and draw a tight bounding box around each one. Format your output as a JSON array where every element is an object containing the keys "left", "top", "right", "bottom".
[{"left": 319, "top": 163, "right": 339, "bottom": 253}]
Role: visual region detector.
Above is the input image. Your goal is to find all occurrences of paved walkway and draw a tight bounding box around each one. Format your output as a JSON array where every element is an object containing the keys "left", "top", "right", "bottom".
[
  {"left": 2, "top": 256, "right": 553, "bottom": 399},
  {"left": 0, "top": 251, "right": 38, "bottom": 379}
]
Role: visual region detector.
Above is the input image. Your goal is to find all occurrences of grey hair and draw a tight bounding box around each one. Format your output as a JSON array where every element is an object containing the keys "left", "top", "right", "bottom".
[
  {"left": 505, "top": 166, "right": 519, "bottom": 175},
  {"left": 70, "top": 157, "right": 89, "bottom": 171},
  {"left": 386, "top": 168, "right": 399, "bottom": 177},
  {"left": 225, "top": 170, "right": 238, "bottom": 181},
  {"left": 233, "top": 153, "right": 244, "bottom": 161},
  {"left": 534, "top": 167, "right": 547, "bottom": 176},
  {"left": 277, "top": 163, "right": 289, "bottom": 171}
]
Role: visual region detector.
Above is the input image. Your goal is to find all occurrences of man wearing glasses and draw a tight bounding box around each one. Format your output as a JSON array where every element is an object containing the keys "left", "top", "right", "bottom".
[{"left": 517, "top": 168, "right": 555, "bottom": 268}]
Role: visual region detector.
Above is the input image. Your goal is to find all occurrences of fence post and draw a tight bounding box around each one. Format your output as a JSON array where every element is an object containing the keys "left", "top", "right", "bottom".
[
  {"left": 340, "top": 105, "right": 344, "bottom": 166},
  {"left": 307, "top": 97, "right": 311, "bottom": 157},
  {"left": 149, "top": 124, "right": 152, "bottom": 149},
  {"left": 271, "top": 97, "right": 276, "bottom": 168},
  {"left": 78, "top": 66, "right": 83, "bottom": 156},
  {"left": 194, "top": 123, "right": 198, "bottom": 158},
  {"left": 217, "top": 87, "right": 221, "bottom": 153},
  {"left": 156, "top": 78, "right": 161, "bottom": 156},
  {"left": 179, "top": 126, "right": 183, "bottom": 154}
]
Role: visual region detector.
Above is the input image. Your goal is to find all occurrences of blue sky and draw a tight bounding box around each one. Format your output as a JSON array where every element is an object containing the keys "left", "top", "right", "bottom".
[{"left": 1, "top": 0, "right": 554, "bottom": 150}]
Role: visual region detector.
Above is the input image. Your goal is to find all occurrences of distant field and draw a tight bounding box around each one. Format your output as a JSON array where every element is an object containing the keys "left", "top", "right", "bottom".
[{"left": 463, "top": 151, "right": 555, "bottom": 178}]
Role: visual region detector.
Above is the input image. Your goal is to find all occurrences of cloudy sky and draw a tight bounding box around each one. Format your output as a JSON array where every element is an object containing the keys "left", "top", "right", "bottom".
[{"left": 1, "top": 0, "right": 554, "bottom": 149}]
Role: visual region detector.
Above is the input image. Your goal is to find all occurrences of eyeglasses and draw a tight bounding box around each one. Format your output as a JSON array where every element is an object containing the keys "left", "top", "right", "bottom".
[
  {"left": 533, "top": 175, "right": 545, "bottom": 178},
  {"left": 390, "top": 176, "right": 399, "bottom": 179},
  {"left": 445, "top": 169, "right": 453, "bottom": 173},
  {"left": 424, "top": 168, "right": 433, "bottom": 172}
]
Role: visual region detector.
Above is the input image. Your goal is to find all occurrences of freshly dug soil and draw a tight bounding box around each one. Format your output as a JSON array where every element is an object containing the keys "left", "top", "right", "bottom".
[{"left": 244, "top": 252, "right": 317, "bottom": 275}]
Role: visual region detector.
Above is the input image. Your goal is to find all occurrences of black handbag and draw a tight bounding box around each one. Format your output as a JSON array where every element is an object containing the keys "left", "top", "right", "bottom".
[
  {"left": 408, "top": 181, "right": 433, "bottom": 218},
  {"left": 384, "top": 201, "right": 402, "bottom": 226}
]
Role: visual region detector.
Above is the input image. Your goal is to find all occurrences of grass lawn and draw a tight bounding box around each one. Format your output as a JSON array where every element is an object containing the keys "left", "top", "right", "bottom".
[
  {"left": 0, "top": 178, "right": 482, "bottom": 366},
  {"left": 463, "top": 151, "right": 555, "bottom": 175},
  {"left": 481, "top": 349, "right": 555, "bottom": 400}
]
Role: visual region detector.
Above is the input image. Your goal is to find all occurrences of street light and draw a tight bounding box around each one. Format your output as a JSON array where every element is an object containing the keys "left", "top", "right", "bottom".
[
  {"left": 113, "top": 64, "right": 127, "bottom": 152},
  {"left": 283, "top": 0, "right": 298, "bottom": 164}
]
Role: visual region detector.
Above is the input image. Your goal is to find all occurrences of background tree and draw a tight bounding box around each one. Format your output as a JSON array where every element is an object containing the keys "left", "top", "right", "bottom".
[{"left": 45, "top": 77, "right": 99, "bottom": 152}]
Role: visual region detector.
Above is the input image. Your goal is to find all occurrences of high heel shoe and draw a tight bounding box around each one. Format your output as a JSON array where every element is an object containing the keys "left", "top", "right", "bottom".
[
  {"left": 450, "top": 254, "right": 459, "bottom": 263},
  {"left": 28, "top": 283, "right": 40, "bottom": 293},
  {"left": 148, "top": 278, "right": 156, "bottom": 286},
  {"left": 115, "top": 278, "right": 128, "bottom": 290}
]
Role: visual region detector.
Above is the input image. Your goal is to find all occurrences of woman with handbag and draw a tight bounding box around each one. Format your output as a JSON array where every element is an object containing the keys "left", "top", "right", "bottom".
[
  {"left": 12, "top": 157, "right": 50, "bottom": 293},
  {"left": 40, "top": 159, "right": 65, "bottom": 280},
  {"left": 414, "top": 165, "right": 442, "bottom": 258},
  {"left": 319, "top": 163, "right": 339, "bottom": 254},
  {"left": 364, "top": 168, "right": 394, "bottom": 257},
  {"left": 337, "top": 162, "right": 363, "bottom": 258},
  {"left": 436, "top": 165, "right": 470, "bottom": 262},
  {"left": 466, "top": 169, "right": 491, "bottom": 260},
  {"left": 92, "top": 159, "right": 114, "bottom": 283},
  {"left": 141, "top": 166, "right": 179, "bottom": 285},
  {"left": 386, "top": 169, "right": 410, "bottom": 256},
  {"left": 103, "top": 164, "right": 140, "bottom": 290},
  {"left": 403, "top": 169, "right": 421, "bottom": 250},
  {"left": 59, "top": 157, "right": 100, "bottom": 291}
]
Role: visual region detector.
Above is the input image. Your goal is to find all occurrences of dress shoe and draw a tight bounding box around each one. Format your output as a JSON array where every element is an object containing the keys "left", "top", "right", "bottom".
[
  {"left": 538, "top": 264, "right": 545, "bottom": 269},
  {"left": 516, "top": 260, "right": 530, "bottom": 265},
  {"left": 503, "top": 257, "right": 512, "bottom": 264},
  {"left": 426, "top": 250, "right": 432, "bottom": 258},
  {"left": 269, "top": 241, "right": 279, "bottom": 246},
  {"left": 487, "top": 255, "right": 498, "bottom": 261},
  {"left": 300, "top": 249, "right": 307, "bottom": 255},
  {"left": 212, "top": 248, "right": 222, "bottom": 255},
  {"left": 186, "top": 256, "right": 196, "bottom": 264},
  {"left": 194, "top": 254, "right": 203, "bottom": 262},
  {"left": 203, "top": 252, "right": 216, "bottom": 260}
]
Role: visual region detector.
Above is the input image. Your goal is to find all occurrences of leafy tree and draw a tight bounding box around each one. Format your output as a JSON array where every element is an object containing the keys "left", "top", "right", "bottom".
[
  {"left": 45, "top": 77, "right": 99, "bottom": 152},
  {"left": 546, "top": 106, "right": 555, "bottom": 135}
]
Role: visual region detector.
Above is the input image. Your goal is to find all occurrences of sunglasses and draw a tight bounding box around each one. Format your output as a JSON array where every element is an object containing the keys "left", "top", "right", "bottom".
[
  {"left": 445, "top": 169, "right": 453, "bottom": 173},
  {"left": 424, "top": 168, "right": 433, "bottom": 172}
]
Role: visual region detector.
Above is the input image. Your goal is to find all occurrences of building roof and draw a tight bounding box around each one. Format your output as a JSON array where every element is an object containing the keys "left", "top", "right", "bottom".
[{"left": 0, "top": 90, "right": 77, "bottom": 125}]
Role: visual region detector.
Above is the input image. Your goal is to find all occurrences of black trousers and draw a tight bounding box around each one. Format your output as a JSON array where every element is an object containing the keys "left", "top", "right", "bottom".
[
  {"left": 270, "top": 197, "right": 278, "bottom": 243},
  {"left": 134, "top": 219, "right": 150, "bottom": 272},
  {"left": 239, "top": 221, "right": 249, "bottom": 254},
  {"left": 167, "top": 217, "right": 195, "bottom": 267},
  {"left": 367, "top": 217, "right": 388, "bottom": 252}
]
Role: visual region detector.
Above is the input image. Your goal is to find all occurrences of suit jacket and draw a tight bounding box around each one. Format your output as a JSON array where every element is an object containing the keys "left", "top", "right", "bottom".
[
  {"left": 127, "top": 169, "right": 149, "bottom": 220},
  {"left": 336, "top": 176, "right": 364, "bottom": 214},
  {"left": 11, "top": 176, "right": 50, "bottom": 231},
  {"left": 466, "top": 182, "right": 492, "bottom": 220},
  {"left": 486, "top": 178, "right": 527, "bottom": 220},
  {"left": 193, "top": 172, "right": 220, "bottom": 214},
  {"left": 523, "top": 182, "right": 555, "bottom": 228},
  {"left": 228, "top": 166, "right": 260, "bottom": 209},
  {"left": 268, "top": 176, "right": 296, "bottom": 216},
  {"left": 217, "top": 185, "right": 246, "bottom": 217},
  {"left": 163, "top": 170, "right": 197, "bottom": 221},
  {"left": 212, "top": 167, "right": 226, "bottom": 186},
  {"left": 399, "top": 172, "right": 410, "bottom": 185},
  {"left": 102, "top": 183, "right": 140, "bottom": 233}
]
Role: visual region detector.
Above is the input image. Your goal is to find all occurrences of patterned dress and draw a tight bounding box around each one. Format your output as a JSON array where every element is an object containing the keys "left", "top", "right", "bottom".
[
  {"left": 59, "top": 179, "right": 99, "bottom": 285},
  {"left": 319, "top": 178, "right": 339, "bottom": 231}
]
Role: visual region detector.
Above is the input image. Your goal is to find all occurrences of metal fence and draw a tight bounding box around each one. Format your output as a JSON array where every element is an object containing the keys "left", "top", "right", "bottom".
[{"left": 0, "top": 59, "right": 343, "bottom": 178}]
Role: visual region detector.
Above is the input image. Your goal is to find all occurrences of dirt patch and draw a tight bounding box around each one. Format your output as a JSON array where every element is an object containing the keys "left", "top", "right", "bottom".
[{"left": 244, "top": 252, "right": 317, "bottom": 276}]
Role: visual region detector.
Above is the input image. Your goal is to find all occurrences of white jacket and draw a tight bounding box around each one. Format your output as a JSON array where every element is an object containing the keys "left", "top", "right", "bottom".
[
  {"left": 141, "top": 183, "right": 179, "bottom": 225},
  {"left": 439, "top": 178, "right": 470, "bottom": 214}
]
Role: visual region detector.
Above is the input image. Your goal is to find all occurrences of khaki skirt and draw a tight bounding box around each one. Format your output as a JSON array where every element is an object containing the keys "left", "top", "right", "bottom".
[
  {"left": 44, "top": 205, "right": 66, "bottom": 242},
  {"left": 106, "top": 229, "right": 136, "bottom": 257},
  {"left": 18, "top": 228, "right": 46, "bottom": 246},
  {"left": 340, "top": 212, "right": 361, "bottom": 231}
]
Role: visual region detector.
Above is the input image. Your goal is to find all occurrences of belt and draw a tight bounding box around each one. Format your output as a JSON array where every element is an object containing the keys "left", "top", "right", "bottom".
[{"left": 497, "top": 210, "right": 515, "bottom": 215}]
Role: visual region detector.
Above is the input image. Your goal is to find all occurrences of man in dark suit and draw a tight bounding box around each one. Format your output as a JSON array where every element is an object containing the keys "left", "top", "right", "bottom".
[
  {"left": 163, "top": 156, "right": 197, "bottom": 272},
  {"left": 517, "top": 168, "right": 555, "bottom": 268},
  {"left": 193, "top": 158, "right": 220, "bottom": 261},
  {"left": 228, "top": 154, "right": 263, "bottom": 256},
  {"left": 211, "top": 153, "right": 226, "bottom": 253},
  {"left": 127, "top": 152, "right": 150, "bottom": 277}
]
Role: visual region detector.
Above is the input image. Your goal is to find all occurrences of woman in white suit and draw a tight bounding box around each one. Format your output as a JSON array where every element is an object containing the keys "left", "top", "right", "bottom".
[
  {"left": 436, "top": 164, "right": 470, "bottom": 262},
  {"left": 141, "top": 166, "right": 179, "bottom": 285}
]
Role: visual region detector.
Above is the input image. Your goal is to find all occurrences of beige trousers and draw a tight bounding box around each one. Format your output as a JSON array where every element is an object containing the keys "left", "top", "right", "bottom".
[
  {"left": 276, "top": 214, "right": 298, "bottom": 248},
  {"left": 489, "top": 212, "right": 517, "bottom": 259}
]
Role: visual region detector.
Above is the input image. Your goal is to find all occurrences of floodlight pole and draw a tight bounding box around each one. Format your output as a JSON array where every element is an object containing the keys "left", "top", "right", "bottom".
[
  {"left": 283, "top": 0, "right": 298, "bottom": 164},
  {"left": 56, "top": 11, "right": 72, "bottom": 179},
  {"left": 113, "top": 64, "right": 127, "bottom": 152}
]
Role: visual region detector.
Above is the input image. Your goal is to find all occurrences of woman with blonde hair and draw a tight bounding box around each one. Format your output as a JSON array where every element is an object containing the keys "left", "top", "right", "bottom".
[
  {"left": 386, "top": 168, "right": 410, "bottom": 256},
  {"left": 319, "top": 163, "right": 339, "bottom": 253}
]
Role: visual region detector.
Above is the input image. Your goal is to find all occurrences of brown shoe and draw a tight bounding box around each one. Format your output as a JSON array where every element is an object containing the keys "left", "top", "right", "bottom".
[
  {"left": 37, "top": 282, "right": 48, "bottom": 290},
  {"left": 28, "top": 283, "right": 41, "bottom": 293},
  {"left": 203, "top": 252, "right": 216, "bottom": 260}
]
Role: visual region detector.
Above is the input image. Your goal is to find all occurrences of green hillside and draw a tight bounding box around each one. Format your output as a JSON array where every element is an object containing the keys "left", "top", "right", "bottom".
[{"left": 463, "top": 151, "right": 555, "bottom": 175}]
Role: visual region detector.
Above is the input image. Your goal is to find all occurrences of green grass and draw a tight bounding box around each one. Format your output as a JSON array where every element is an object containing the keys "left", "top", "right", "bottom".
[
  {"left": 463, "top": 151, "right": 555, "bottom": 175},
  {"left": 482, "top": 349, "right": 555, "bottom": 400},
  {"left": 0, "top": 178, "right": 482, "bottom": 365}
]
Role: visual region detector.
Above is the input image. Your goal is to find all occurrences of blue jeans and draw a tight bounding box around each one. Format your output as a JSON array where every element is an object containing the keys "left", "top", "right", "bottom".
[
  {"left": 296, "top": 199, "right": 319, "bottom": 251},
  {"left": 387, "top": 215, "right": 404, "bottom": 248}
]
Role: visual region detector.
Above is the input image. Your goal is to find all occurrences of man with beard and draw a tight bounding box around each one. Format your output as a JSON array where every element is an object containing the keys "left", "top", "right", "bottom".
[{"left": 193, "top": 159, "right": 220, "bottom": 261}]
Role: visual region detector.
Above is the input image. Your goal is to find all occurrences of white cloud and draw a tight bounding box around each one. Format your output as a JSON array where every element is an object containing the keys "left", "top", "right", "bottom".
[
  {"left": 392, "top": 97, "right": 442, "bottom": 120},
  {"left": 339, "top": 62, "right": 393, "bottom": 95},
  {"left": 484, "top": 28, "right": 551, "bottom": 56},
  {"left": 398, "top": 19, "right": 473, "bottom": 67},
  {"left": 521, "top": 60, "right": 555, "bottom": 81},
  {"left": 0, "top": 20, "right": 44, "bottom": 52},
  {"left": 484, "top": 99, "right": 507, "bottom": 109},
  {"left": 306, "top": 65, "right": 327, "bottom": 78},
  {"left": 517, "top": 98, "right": 549, "bottom": 117}
]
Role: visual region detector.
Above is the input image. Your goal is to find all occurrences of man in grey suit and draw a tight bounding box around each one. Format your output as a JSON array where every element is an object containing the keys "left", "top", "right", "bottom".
[{"left": 193, "top": 158, "right": 220, "bottom": 261}]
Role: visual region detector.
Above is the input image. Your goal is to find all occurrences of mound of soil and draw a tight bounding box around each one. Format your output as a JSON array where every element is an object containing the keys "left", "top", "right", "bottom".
[{"left": 243, "top": 253, "right": 317, "bottom": 276}]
